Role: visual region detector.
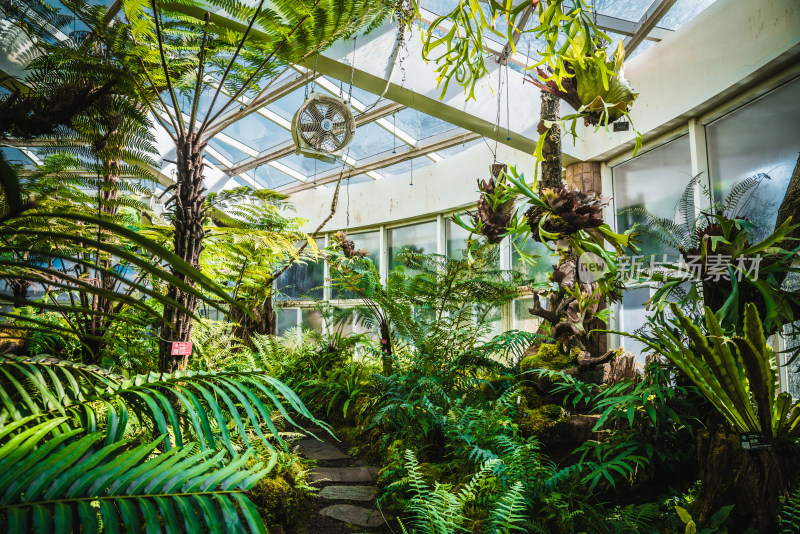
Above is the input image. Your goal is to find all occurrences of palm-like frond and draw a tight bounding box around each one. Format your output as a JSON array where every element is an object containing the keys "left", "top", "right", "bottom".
[
  {"left": 0, "top": 421, "right": 272, "bottom": 534},
  {"left": 0, "top": 354, "right": 318, "bottom": 452}
]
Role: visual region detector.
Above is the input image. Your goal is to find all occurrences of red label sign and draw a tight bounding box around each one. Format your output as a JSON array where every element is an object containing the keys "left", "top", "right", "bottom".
[{"left": 171, "top": 342, "right": 193, "bottom": 356}]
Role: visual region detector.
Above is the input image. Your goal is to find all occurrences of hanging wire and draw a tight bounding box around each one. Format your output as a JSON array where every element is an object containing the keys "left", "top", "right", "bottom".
[
  {"left": 346, "top": 175, "right": 351, "bottom": 228},
  {"left": 505, "top": 64, "right": 511, "bottom": 141},
  {"left": 409, "top": 157, "right": 413, "bottom": 186},
  {"left": 392, "top": 113, "right": 397, "bottom": 154},
  {"left": 491, "top": 67, "right": 504, "bottom": 162}
]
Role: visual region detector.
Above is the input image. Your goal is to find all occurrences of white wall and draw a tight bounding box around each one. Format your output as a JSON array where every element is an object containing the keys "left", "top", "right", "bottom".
[{"left": 292, "top": 142, "right": 538, "bottom": 233}]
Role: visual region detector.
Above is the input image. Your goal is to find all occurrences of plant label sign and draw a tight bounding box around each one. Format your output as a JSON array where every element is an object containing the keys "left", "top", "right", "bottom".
[
  {"left": 171, "top": 342, "right": 193, "bottom": 356},
  {"left": 740, "top": 432, "right": 772, "bottom": 450}
]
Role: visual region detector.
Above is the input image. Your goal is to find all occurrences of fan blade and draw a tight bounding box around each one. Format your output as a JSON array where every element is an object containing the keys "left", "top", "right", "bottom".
[
  {"left": 318, "top": 131, "right": 334, "bottom": 150},
  {"left": 300, "top": 123, "right": 322, "bottom": 133},
  {"left": 306, "top": 103, "right": 324, "bottom": 122},
  {"left": 330, "top": 122, "right": 349, "bottom": 135},
  {"left": 324, "top": 105, "right": 337, "bottom": 120}
]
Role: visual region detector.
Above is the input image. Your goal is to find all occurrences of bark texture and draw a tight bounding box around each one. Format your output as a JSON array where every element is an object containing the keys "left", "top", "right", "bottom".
[
  {"left": 83, "top": 158, "right": 121, "bottom": 365},
  {"left": 539, "top": 90, "right": 562, "bottom": 190},
  {"left": 159, "top": 133, "right": 207, "bottom": 372},
  {"left": 230, "top": 296, "right": 276, "bottom": 346},
  {"left": 379, "top": 321, "right": 393, "bottom": 376},
  {"left": 696, "top": 430, "right": 789, "bottom": 532}
]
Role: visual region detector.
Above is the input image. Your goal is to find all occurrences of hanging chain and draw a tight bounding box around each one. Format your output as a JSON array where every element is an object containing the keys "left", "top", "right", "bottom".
[
  {"left": 347, "top": 36, "right": 357, "bottom": 103},
  {"left": 305, "top": 53, "right": 319, "bottom": 99}
]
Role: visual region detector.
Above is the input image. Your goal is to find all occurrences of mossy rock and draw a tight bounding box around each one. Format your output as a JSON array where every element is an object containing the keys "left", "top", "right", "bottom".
[
  {"left": 515, "top": 403, "right": 566, "bottom": 437},
  {"left": 248, "top": 474, "right": 310, "bottom": 529},
  {"left": 516, "top": 385, "right": 545, "bottom": 411},
  {"left": 520, "top": 343, "right": 577, "bottom": 374}
]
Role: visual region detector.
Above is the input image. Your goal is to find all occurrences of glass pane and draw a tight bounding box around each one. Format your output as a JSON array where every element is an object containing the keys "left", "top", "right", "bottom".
[
  {"left": 512, "top": 237, "right": 557, "bottom": 283},
  {"left": 707, "top": 77, "right": 800, "bottom": 243},
  {"left": 446, "top": 217, "right": 471, "bottom": 259},
  {"left": 514, "top": 298, "right": 540, "bottom": 333},
  {"left": 393, "top": 108, "right": 456, "bottom": 142},
  {"left": 619, "top": 287, "right": 651, "bottom": 364},
  {"left": 331, "top": 230, "right": 381, "bottom": 300},
  {"left": 348, "top": 121, "right": 401, "bottom": 161},
  {"left": 277, "top": 153, "right": 342, "bottom": 178},
  {"left": 268, "top": 87, "right": 309, "bottom": 122},
  {"left": 480, "top": 306, "right": 502, "bottom": 341},
  {"left": 301, "top": 308, "right": 323, "bottom": 332},
  {"left": 252, "top": 165, "right": 298, "bottom": 189},
  {"left": 388, "top": 221, "right": 437, "bottom": 271},
  {"left": 593, "top": 0, "right": 651, "bottom": 22},
  {"left": 660, "top": 0, "right": 717, "bottom": 30},
  {"left": 276, "top": 241, "right": 324, "bottom": 300},
  {"left": 276, "top": 308, "right": 298, "bottom": 336},
  {"left": 221, "top": 112, "right": 290, "bottom": 153},
  {"left": 380, "top": 155, "right": 436, "bottom": 178},
  {"left": 613, "top": 135, "right": 693, "bottom": 258},
  {"left": 207, "top": 138, "right": 250, "bottom": 165}
]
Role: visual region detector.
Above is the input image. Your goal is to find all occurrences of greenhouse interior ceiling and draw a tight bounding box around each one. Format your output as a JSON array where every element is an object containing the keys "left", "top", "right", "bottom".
[{"left": 1, "top": 0, "right": 799, "bottom": 532}]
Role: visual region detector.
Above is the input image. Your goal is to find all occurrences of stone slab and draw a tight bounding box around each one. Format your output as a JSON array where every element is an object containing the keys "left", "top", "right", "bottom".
[
  {"left": 319, "top": 485, "right": 377, "bottom": 501},
  {"left": 310, "top": 466, "right": 376, "bottom": 483},
  {"left": 318, "top": 504, "right": 386, "bottom": 528},
  {"left": 298, "top": 439, "right": 350, "bottom": 460}
]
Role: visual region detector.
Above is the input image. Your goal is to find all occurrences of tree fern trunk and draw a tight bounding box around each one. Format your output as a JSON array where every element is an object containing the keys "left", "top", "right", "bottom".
[
  {"left": 380, "top": 321, "right": 393, "bottom": 376},
  {"left": 83, "top": 157, "right": 121, "bottom": 365},
  {"left": 539, "top": 90, "right": 562, "bottom": 190},
  {"left": 697, "top": 429, "right": 789, "bottom": 532},
  {"left": 230, "top": 296, "right": 276, "bottom": 347},
  {"left": 159, "top": 133, "right": 207, "bottom": 372}
]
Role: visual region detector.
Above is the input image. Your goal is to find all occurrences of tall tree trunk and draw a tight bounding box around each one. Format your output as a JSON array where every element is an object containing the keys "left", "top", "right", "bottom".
[
  {"left": 696, "top": 430, "right": 789, "bottom": 532},
  {"left": 159, "top": 133, "right": 207, "bottom": 372},
  {"left": 379, "top": 321, "right": 393, "bottom": 376},
  {"left": 231, "top": 295, "right": 277, "bottom": 347},
  {"left": 539, "top": 90, "right": 562, "bottom": 190},
  {"left": 82, "top": 157, "right": 121, "bottom": 365}
]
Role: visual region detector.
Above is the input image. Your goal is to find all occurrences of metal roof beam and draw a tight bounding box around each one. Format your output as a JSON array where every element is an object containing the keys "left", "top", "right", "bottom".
[
  {"left": 226, "top": 101, "right": 404, "bottom": 176},
  {"left": 624, "top": 0, "right": 678, "bottom": 54},
  {"left": 281, "top": 130, "right": 481, "bottom": 195}
]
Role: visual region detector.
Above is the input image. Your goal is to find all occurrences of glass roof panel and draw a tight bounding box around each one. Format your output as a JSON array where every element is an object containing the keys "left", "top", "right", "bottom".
[
  {"left": 392, "top": 108, "right": 456, "bottom": 142},
  {"left": 320, "top": 76, "right": 381, "bottom": 109},
  {"left": 380, "top": 155, "right": 436, "bottom": 178},
  {"left": 221, "top": 112, "right": 290, "bottom": 153},
  {"left": 207, "top": 138, "right": 250, "bottom": 165},
  {"left": 348, "top": 121, "right": 403, "bottom": 161},
  {"left": 252, "top": 165, "right": 298, "bottom": 189},
  {"left": 0, "top": 147, "right": 34, "bottom": 166},
  {"left": 343, "top": 174, "right": 375, "bottom": 186},
  {"left": 628, "top": 38, "right": 656, "bottom": 60},
  {"left": 434, "top": 138, "right": 483, "bottom": 159},
  {"left": 660, "top": 0, "right": 717, "bottom": 30},
  {"left": 268, "top": 86, "right": 308, "bottom": 122},
  {"left": 593, "top": 0, "right": 652, "bottom": 22},
  {"left": 277, "top": 153, "right": 343, "bottom": 178}
]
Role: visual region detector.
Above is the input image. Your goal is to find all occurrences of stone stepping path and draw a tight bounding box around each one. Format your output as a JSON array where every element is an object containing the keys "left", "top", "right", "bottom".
[
  {"left": 299, "top": 438, "right": 351, "bottom": 460},
  {"left": 319, "top": 485, "right": 377, "bottom": 501},
  {"left": 319, "top": 504, "right": 385, "bottom": 528},
  {"left": 310, "top": 466, "right": 380, "bottom": 483},
  {"left": 297, "top": 431, "right": 388, "bottom": 531}
]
